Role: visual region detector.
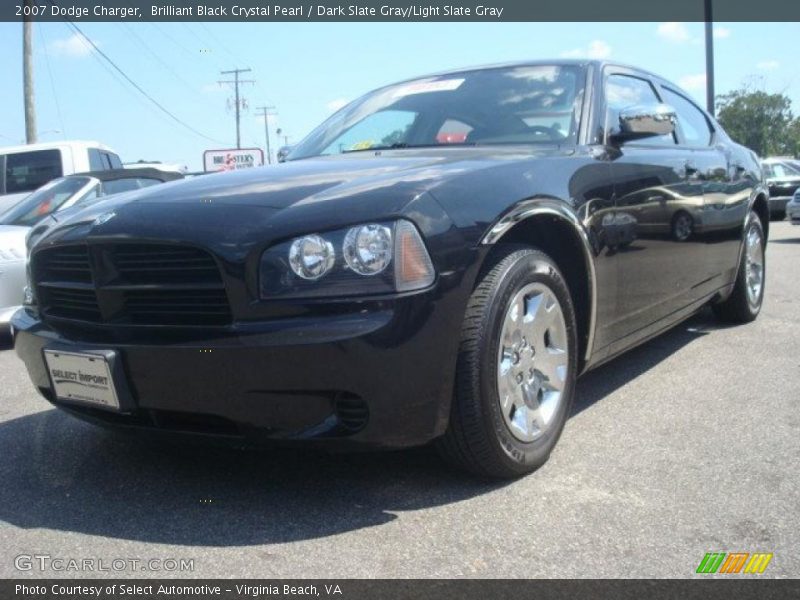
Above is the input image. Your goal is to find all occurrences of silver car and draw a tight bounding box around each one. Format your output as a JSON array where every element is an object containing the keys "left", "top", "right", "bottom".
[
  {"left": 788, "top": 188, "right": 800, "bottom": 224},
  {"left": 0, "top": 168, "right": 182, "bottom": 333}
]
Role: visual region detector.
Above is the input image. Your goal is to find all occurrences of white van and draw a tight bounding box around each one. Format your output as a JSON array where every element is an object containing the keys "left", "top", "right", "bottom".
[{"left": 0, "top": 140, "right": 122, "bottom": 214}]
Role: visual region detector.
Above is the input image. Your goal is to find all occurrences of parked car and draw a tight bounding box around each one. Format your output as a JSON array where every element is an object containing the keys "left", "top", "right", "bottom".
[
  {"left": 13, "top": 61, "right": 768, "bottom": 478},
  {"left": 761, "top": 157, "right": 800, "bottom": 220},
  {"left": 0, "top": 141, "right": 122, "bottom": 215},
  {"left": 788, "top": 189, "right": 800, "bottom": 224},
  {"left": 0, "top": 168, "right": 182, "bottom": 335}
]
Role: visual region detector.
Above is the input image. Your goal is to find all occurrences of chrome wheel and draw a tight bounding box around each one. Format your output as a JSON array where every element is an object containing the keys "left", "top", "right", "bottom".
[
  {"left": 496, "top": 283, "right": 569, "bottom": 442},
  {"left": 744, "top": 223, "right": 764, "bottom": 307}
]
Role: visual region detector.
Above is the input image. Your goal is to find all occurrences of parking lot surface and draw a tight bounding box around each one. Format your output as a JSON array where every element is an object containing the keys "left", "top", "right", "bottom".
[{"left": 0, "top": 222, "right": 798, "bottom": 579}]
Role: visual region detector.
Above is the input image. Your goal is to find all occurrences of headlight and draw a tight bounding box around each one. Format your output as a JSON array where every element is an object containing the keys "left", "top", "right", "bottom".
[
  {"left": 23, "top": 262, "right": 36, "bottom": 306},
  {"left": 260, "top": 219, "right": 435, "bottom": 299},
  {"left": 289, "top": 234, "right": 335, "bottom": 280},
  {"left": 343, "top": 224, "right": 393, "bottom": 275}
]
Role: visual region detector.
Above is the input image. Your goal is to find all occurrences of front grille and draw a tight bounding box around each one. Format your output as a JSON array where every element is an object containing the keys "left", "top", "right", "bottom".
[
  {"left": 36, "top": 244, "right": 93, "bottom": 284},
  {"left": 112, "top": 244, "right": 221, "bottom": 285},
  {"left": 38, "top": 287, "right": 102, "bottom": 321},
  {"left": 33, "top": 243, "right": 232, "bottom": 327},
  {"left": 124, "top": 288, "right": 231, "bottom": 326}
]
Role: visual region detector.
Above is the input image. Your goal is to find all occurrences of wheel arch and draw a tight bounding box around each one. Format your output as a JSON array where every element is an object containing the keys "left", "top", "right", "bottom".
[{"left": 480, "top": 198, "right": 597, "bottom": 370}]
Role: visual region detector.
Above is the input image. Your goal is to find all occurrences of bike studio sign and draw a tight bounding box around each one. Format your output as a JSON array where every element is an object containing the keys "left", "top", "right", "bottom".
[{"left": 203, "top": 148, "right": 264, "bottom": 172}]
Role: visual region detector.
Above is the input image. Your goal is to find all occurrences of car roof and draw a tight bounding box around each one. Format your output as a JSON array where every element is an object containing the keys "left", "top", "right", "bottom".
[
  {"left": 400, "top": 59, "right": 668, "bottom": 82},
  {"left": 0, "top": 140, "right": 116, "bottom": 154},
  {"left": 71, "top": 167, "right": 184, "bottom": 182}
]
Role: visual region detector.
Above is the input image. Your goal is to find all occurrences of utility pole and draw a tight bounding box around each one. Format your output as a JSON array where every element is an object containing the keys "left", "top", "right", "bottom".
[
  {"left": 218, "top": 68, "right": 253, "bottom": 149},
  {"left": 255, "top": 105, "right": 276, "bottom": 164},
  {"left": 22, "top": 0, "right": 37, "bottom": 144},
  {"left": 704, "top": 0, "right": 715, "bottom": 116}
]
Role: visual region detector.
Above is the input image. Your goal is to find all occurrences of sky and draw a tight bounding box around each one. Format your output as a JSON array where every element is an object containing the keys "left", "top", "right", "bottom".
[{"left": 1, "top": 21, "right": 799, "bottom": 171}]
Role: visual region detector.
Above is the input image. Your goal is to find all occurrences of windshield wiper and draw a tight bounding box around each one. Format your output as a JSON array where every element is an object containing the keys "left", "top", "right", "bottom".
[{"left": 341, "top": 142, "right": 478, "bottom": 154}]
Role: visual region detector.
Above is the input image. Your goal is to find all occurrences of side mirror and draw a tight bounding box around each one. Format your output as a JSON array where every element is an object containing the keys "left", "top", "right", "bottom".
[{"left": 614, "top": 103, "right": 676, "bottom": 142}]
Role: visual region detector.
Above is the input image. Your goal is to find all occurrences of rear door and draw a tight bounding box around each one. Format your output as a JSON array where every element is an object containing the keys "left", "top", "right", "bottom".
[
  {"left": 657, "top": 84, "right": 744, "bottom": 288},
  {"left": 603, "top": 69, "right": 708, "bottom": 342}
]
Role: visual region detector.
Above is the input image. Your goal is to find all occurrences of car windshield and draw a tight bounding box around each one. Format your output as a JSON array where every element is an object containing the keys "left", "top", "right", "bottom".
[
  {"left": 289, "top": 64, "right": 585, "bottom": 159},
  {"left": 0, "top": 176, "right": 93, "bottom": 227}
]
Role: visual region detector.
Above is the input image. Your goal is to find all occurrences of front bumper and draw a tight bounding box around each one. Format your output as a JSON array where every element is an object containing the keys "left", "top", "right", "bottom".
[{"left": 11, "top": 286, "right": 466, "bottom": 449}]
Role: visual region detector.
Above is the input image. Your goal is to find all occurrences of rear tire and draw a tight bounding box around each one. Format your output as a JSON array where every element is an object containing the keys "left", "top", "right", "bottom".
[
  {"left": 712, "top": 210, "right": 765, "bottom": 323},
  {"left": 436, "top": 246, "right": 578, "bottom": 479}
]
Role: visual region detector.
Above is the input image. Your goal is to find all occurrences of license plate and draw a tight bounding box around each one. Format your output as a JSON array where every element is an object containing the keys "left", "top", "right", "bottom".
[{"left": 44, "top": 350, "right": 120, "bottom": 411}]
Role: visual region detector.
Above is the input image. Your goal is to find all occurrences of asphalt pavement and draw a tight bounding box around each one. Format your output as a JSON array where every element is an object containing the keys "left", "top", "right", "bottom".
[{"left": 0, "top": 222, "right": 798, "bottom": 579}]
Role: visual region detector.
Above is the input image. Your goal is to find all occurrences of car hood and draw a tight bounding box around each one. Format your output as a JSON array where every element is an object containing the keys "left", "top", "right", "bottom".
[
  {"left": 0, "top": 225, "right": 29, "bottom": 260},
  {"left": 33, "top": 147, "right": 570, "bottom": 251}
]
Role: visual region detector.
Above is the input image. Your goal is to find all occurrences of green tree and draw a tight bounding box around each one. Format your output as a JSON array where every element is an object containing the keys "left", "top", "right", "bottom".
[{"left": 715, "top": 87, "right": 799, "bottom": 157}]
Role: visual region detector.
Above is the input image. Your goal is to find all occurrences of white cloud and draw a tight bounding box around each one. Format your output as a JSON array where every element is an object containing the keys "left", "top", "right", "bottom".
[
  {"left": 679, "top": 74, "right": 707, "bottom": 91},
  {"left": 657, "top": 22, "right": 691, "bottom": 43},
  {"left": 713, "top": 26, "right": 731, "bottom": 39},
  {"left": 560, "top": 40, "right": 612, "bottom": 60},
  {"left": 326, "top": 98, "right": 349, "bottom": 112},
  {"left": 756, "top": 60, "right": 780, "bottom": 71},
  {"left": 49, "top": 33, "right": 95, "bottom": 58}
]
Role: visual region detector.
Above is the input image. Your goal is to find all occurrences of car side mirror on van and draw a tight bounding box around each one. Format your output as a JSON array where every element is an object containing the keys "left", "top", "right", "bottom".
[{"left": 612, "top": 103, "right": 677, "bottom": 143}]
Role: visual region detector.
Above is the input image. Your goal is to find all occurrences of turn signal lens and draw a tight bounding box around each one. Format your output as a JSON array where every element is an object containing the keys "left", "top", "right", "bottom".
[
  {"left": 288, "top": 234, "right": 335, "bottom": 280},
  {"left": 394, "top": 220, "right": 435, "bottom": 292}
]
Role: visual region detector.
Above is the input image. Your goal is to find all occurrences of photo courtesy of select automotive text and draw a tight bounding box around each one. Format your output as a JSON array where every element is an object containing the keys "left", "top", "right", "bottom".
[{"left": 1, "top": 0, "right": 799, "bottom": 597}]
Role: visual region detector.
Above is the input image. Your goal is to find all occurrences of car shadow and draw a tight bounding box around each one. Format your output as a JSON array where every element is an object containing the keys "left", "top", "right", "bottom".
[
  {"left": 572, "top": 308, "right": 715, "bottom": 416},
  {"left": 0, "top": 309, "right": 717, "bottom": 547},
  {"left": 0, "top": 407, "right": 508, "bottom": 546}
]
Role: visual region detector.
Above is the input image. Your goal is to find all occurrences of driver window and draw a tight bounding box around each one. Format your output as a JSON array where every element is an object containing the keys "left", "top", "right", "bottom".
[{"left": 605, "top": 74, "right": 675, "bottom": 146}]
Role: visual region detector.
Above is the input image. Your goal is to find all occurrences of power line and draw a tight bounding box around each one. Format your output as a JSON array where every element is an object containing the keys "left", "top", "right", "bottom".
[
  {"left": 65, "top": 21, "right": 225, "bottom": 144},
  {"left": 37, "top": 22, "right": 66, "bottom": 139},
  {"left": 119, "top": 23, "right": 201, "bottom": 97}
]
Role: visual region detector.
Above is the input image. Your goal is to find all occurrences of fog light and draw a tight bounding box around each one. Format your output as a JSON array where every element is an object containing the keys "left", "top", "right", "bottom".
[
  {"left": 288, "top": 235, "right": 335, "bottom": 280},
  {"left": 343, "top": 224, "right": 392, "bottom": 275}
]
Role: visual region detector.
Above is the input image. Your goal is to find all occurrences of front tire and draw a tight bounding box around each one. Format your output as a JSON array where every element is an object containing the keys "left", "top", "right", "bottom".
[
  {"left": 712, "top": 210, "right": 765, "bottom": 323},
  {"left": 437, "top": 246, "right": 578, "bottom": 478}
]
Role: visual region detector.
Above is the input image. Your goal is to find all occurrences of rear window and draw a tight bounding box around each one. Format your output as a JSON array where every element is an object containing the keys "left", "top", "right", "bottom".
[{"left": 3, "top": 149, "right": 64, "bottom": 194}]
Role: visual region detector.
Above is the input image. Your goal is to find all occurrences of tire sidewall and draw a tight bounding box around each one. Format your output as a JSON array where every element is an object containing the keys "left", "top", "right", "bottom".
[{"left": 476, "top": 250, "right": 578, "bottom": 472}]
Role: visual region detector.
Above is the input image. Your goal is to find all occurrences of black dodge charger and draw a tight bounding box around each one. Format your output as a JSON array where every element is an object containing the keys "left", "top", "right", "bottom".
[{"left": 12, "top": 61, "right": 768, "bottom": 478}]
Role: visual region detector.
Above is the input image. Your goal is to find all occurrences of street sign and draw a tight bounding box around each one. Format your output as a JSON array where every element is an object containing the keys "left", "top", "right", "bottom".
[{"left": 203, "top": 148, "right": 264, "bottom": 172}]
